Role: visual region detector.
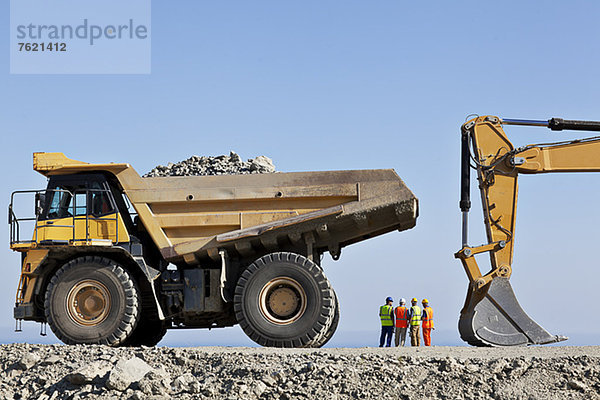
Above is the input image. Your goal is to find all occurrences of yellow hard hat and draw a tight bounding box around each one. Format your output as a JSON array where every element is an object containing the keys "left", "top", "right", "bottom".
[
  {"left": 422, "top": 298, "right": 429, "bottom": 304},
  {"left": 411, "top": 297, "right": 417, "bottom": 302}
]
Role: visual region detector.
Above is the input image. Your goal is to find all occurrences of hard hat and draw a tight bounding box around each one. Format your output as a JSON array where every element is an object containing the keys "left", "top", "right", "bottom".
[
  {"left": 400, "top": 298, "right": 406, "bottom": 304},
  {"left": 422, "top": 298, "right": 429, "bottom": 304},
  {"left": 411, "top": 297, "right": 417, "bottom": 302},
  {"left": 386, "top": 296, "right": 393, "bottom": 302}
]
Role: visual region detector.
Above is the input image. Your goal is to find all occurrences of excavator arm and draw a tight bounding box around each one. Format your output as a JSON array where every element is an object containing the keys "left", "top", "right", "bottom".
[{"left": 456, "top": 115, "right": 600, "bottom": 346}]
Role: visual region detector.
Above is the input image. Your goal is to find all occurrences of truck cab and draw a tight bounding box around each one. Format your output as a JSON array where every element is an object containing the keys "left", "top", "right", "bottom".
[{"left": 34, "top": 173, "right": 131, "bottom": 245}]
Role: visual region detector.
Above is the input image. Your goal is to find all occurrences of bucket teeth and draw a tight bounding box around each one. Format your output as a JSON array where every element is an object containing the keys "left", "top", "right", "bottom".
[{"left": 459, "top": 277, "right": 567, "bottom": 347}]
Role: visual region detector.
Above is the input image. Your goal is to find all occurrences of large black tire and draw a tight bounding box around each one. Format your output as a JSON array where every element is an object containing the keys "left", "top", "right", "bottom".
[
  {"left": 122, "top": 288, "right": 167, "bottom": 347},
  {"left": 234, "top": 252, "right": 334, "bottom": 348},
  {"left": 44, "top": 256, "right": 140, "bottom": 346},
  {"left": 310, "top": 289, "right": 340, "bottom": 348},
  {"left": 122, "top": 318, "right": 168, "bottom": 347}
]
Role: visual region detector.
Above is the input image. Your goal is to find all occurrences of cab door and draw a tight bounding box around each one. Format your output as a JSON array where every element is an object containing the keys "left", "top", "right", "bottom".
[{"left": 87, "top": 180, "right": 127, "bottom": 242}]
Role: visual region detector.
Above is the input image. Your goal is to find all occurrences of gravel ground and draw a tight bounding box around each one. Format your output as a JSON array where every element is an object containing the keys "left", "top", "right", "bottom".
[{"left": 1, "top": 344, "right": 598, "bottom": 400}]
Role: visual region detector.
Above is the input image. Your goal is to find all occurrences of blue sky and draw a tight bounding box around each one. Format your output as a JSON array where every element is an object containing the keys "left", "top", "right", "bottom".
[{"left": 1, "top": 1, "right": 599, "bottom": 347}]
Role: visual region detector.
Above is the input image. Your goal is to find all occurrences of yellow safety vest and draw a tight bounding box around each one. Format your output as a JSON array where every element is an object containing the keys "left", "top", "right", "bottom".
[
  {"left": 379, "top": 305, "right": 393, "bottom": 326},
  {"left": 410, "top": 306, "right": 422, "bottom": 326}
]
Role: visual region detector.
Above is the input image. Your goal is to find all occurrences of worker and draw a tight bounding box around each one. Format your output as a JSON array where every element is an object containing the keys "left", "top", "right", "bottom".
[
  {"left": 394, "top": 298, "right": 409, "bottom": 347},
  {"left": 407, "top": 298, "right": 422, "bottom": 346},
  {"left": 421, "top": 299, "right": 434, "bottom": 346},
  {"left": 379, "top": 296, "right": 395, "bottom": 347}
]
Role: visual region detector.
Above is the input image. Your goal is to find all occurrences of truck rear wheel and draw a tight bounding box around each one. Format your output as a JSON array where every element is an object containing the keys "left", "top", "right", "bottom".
[
  {"left": 234, "top": 252, "right": 334, "bottom": 348},
  {"left": 44, "top": 256, "right": 140, "bottom": 346},
  {"left": 310, "top": 289, "right": 340, "bottom": 348}
]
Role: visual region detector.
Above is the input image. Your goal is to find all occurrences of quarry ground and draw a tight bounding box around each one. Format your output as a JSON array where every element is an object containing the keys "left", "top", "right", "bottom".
[{"left": 0, "top": 344, "right": 599, "bottom": 399}]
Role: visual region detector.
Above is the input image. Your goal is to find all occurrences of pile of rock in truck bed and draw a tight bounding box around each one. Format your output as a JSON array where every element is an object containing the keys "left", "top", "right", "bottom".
[
  {"left": 1, "top": 344, "right": 599, "bottom": 400},
  {"left": 143, "top": 152, "right": 276, "bottom": 177}
]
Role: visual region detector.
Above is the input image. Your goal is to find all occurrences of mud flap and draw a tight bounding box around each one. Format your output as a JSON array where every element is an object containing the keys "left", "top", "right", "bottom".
[{"left": 459, "top": 277, "right": 568, "bottom": 346}]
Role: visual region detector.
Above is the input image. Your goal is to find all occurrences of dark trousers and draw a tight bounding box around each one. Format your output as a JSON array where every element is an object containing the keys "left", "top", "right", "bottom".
[{"left": 379, "top": 326, "right": 393, "bottom": 347}]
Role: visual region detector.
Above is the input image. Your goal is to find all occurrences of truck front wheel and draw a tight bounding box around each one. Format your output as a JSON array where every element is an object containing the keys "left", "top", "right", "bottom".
[
  {"left": 234, "top": 252, "right": 334, "bottom": 348},
  {"left": 122, "top": 318, "right": 167, "bottom": 347},
  {"left": 44, "top": 256, "right": 140, "bottom": 346}
]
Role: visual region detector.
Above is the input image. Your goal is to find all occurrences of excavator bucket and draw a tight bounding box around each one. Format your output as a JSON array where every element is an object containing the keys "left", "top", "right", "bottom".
[{"left": 459, "top": 277, "right": 567, "bottom": 346}]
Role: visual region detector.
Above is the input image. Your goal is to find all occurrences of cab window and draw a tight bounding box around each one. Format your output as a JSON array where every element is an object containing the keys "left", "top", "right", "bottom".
[
  {"left": 72, "top": 192, "right": 87, "bottom": 216},
  {"left": 43, "top": 177, "right": 115, "bottom": 220},
  {"left": 47, "top": 188, "right": 73, "bottom": 219},
  {"left": 90, "top": 181, "right": 114, "bottom": 216}
]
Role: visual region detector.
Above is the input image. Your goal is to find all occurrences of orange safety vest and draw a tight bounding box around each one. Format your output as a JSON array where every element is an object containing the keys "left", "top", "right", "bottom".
[
  {"left": 422, "top": 306, "right": 434, "bottom": 329},
  {"left": 394, "top": 306, "right": 408, "bottom": 328}
]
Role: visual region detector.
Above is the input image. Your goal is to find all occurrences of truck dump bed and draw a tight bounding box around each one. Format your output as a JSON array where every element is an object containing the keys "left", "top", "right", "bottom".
[{"left": 34, "top": 153, "right": 418, "bottom": 265}]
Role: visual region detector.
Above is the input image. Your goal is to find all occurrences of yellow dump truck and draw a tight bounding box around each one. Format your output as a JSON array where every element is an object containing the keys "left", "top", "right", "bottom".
[{"left": 9, "top": 153, "right": 418, "bottom": 347}]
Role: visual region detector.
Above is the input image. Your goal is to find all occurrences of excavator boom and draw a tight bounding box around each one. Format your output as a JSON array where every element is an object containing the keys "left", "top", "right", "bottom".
[{"left": 456, "top": 115, "right": 600, "bottom": 346}]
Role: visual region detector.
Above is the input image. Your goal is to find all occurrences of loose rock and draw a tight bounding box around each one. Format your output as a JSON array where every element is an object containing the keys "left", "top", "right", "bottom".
[
  {"left": 67, "top": 362, "right": 111, "bottom": 385},
  {"left": 15, "top": 352, "right": 40, "bottom": 370},
  {"left": 106, "top": 357, "right": 153, "bottom": 391},
  {"left": 138, "top": 369, "right": 171, "bottom": 395},
  {"left": 568, "top": 379, "right": 588, "bottom": 391},
  {"left": 172, "top": 373, "right": 201, "bottom": 394},
  {"left": 143, "top": 151, "right": 276, "bottom": 177}
]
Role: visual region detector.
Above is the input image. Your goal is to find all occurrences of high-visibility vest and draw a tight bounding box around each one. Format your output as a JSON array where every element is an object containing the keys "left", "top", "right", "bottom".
[
  {"left": 379, "top": 305, "right": 393, "bottom": 326},
  {"left": 422, "top": 306, "right": 434, "bottom": 328},
  {"left": 410, "top": 306, "right": 422, "bottom": 326},
  {"left": 394, "top": 306, "right": 408, "bottom": 328}
]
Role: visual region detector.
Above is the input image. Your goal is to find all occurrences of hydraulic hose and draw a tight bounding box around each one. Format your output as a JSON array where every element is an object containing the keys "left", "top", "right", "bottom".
[{"left": 460, "top": 126, "right": 471, "bottom": 247}]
